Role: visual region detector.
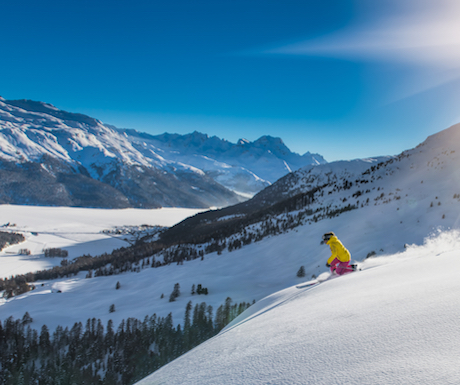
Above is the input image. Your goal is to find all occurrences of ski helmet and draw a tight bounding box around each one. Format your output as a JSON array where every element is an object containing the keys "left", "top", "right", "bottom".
[{"left": 322, "top": 232, "right": 335, "bottom": 242}]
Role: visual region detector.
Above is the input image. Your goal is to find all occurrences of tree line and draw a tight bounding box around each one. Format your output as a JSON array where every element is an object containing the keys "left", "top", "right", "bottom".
[
  {"left": 0, "top": 297, "right": 252, "bottom": 385},
  {"left": 0, "top": 231, "right": 25, "bottom": 251}
]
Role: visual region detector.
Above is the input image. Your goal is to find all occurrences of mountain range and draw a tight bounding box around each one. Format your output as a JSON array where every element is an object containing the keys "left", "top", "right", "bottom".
[
  {"left": 0, "top": 97, "right": 325, "bottom": 208},
  {"left": 119, "top": 128, "right": 326, "bottom": 197}
]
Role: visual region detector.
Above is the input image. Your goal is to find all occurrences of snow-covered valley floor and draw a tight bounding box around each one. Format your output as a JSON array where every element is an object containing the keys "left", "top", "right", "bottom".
[
  {"left": 137, "top": 230, "right": 460, "bottom": 385},
  {"left": 0, "top": 205, "right": 204, "bottom": 278}
]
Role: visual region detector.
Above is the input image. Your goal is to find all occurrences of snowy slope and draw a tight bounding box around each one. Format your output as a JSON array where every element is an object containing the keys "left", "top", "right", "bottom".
[
  {"left": 136, "top": 231, "right": 460, "bottom": 385},
  {"left": 248, "top": 156, "right": 391, "bottom": 209},
  {"left": 0, "top": 175, "right": 456, "bottom": 333}
]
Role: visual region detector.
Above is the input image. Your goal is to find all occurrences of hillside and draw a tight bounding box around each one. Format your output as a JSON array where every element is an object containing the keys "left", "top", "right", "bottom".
[
  {"left": 159, "top": 123, "right": 460, "bottom": 250},
  {"left": 137, "top": 231, "right": 460, "bottom": 385}
]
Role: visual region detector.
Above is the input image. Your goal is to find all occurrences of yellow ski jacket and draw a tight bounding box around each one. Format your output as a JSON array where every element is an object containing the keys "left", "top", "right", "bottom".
[{"left": 326, "top": 235, "right": 351, "bottom": 264}]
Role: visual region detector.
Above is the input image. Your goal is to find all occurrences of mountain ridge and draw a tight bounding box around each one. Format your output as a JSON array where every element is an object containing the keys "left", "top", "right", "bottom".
[{"left": 117, "top": 127, "right": 327, "bottom": 194}]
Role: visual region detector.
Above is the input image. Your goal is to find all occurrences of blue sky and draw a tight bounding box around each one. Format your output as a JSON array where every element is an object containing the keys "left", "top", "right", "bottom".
[{"left": 2, "top": 0, "right": 460, "bottom": 161}]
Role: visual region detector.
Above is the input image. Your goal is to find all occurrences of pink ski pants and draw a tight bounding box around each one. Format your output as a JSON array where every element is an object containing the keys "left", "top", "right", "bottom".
[{"left": 329, "top": 258, "right": 354, "bottom": 276}]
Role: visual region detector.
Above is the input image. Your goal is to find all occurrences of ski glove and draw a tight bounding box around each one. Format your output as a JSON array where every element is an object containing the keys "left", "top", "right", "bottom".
[{"left": 326, "top": 263, "right": 331, "bottom": 268}]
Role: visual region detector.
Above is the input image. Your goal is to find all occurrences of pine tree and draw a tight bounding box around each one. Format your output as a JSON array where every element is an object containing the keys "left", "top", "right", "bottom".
[
  {"left": 224, "top": 297, "right": 233, "bottom": 324},
  {"left": 169, "top": 283, "right": 180, "bottom": 302},
  {"left": 39, "top": 324, "right": 51, "bottom": 354},
  {"left": 22, "top": 311, "right": 33, "bottom": 325},
  {"left": 183, "top": 301, "right": 193, "bottom": 350},
  {"left": 105, "top": 319, "right": 114, "bottom": 350},
  {"left": 184, "top": 301, "right": 192, "bottom": 331},
  {"left": 297, "top": 266, "right": 306, "bottom": 278}
]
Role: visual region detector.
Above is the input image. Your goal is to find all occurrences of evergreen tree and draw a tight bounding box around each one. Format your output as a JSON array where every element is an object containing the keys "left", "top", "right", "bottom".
[
  {"left": 184, "top": 301, "right": 192, "bottom": 333},
  {"left": 105, "top": 319, "right": 114, "bottom": 350},
  {"left": 169, "top": 283, "right": 180, "bottom": 302},
  {"left": 297, "top": 266, "right": 306, "bottom": 278},
  {"left": 39, "top": 324, "right": 51, "bottom": 354},
  {"left": 224, "top": 297, "right": 233, "bottom": 324},
  {"left": 22, "top": 311, "right": 33, "bottom": 325}
]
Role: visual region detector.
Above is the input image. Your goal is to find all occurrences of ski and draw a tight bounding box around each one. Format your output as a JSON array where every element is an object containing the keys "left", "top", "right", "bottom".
[
  {"left": 296, "top": 263, "right": 361, "bottom": 289},
  {"left": 296, "top": 279, "right": 319, "bottom": 289}
]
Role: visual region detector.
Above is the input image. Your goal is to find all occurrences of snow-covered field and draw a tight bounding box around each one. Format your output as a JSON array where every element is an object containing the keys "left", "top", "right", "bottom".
[
  {"left": 0, "top": 205, "right": 203, "bottom": 277},
  {"left": 137, "top": 230, "right": 460, "bottom": 385}
]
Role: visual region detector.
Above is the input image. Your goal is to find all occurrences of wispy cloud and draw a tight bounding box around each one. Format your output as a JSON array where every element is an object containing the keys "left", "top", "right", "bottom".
[
  {"left": 264, "top": 0, "right": 460, "bottom": 99},
  {"left": 267, "top": 0, "right": 460, "bottom": 67}
]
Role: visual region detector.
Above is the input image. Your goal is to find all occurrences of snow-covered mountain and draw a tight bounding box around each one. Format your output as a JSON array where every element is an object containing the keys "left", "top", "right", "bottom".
[
  {"left": 0, "top": 97, "right": 325, "bottom": 208},
  {"left": 0, "top": 98, "right": 239, "bottom": 208},
  {"left": 120, "top": 128, "right": 326, "bottom": 197},
  {"left": 2, "top": 122, "right": 460, "bottom": 384}
]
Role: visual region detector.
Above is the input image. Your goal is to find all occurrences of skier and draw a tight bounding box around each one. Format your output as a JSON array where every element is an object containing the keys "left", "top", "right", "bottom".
[{"left": 322, "top": 232, "right": 355, "bottom": 275}]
